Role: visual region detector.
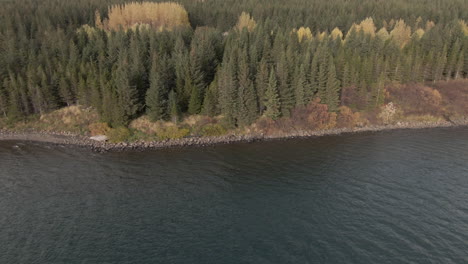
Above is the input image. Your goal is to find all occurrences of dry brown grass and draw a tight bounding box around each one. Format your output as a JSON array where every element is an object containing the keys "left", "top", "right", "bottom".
[
  {"left": 11, "top": 105, "right": 100, "bottom": 134},
  {"left": 88, "top": 122, "right": 111, "bottom": 136},
  {"left": 254, "top": 99, "right": 338, "bottom": 135},
  {"left": 430, "top": 80, "right": 468, "bottom": 117},
  {"left": 129, "top": 116, "right": 165, "bottom": 135},
  {"left": 387, "top": 83, "right": 443, "bottom": 116}
]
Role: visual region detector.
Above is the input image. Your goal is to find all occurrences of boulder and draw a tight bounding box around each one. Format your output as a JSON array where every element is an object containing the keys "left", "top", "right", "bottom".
[{"left": 90, "top": 135, "right": 108, "bottom": 142}]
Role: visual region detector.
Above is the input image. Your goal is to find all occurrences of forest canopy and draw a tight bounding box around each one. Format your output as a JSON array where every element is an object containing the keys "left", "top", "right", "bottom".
[{"left": 0, "top": 0, "right": 467, "bottom": 135}]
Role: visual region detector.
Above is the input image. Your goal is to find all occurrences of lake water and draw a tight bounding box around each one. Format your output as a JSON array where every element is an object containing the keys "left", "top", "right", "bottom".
[{"left": 1, "top": 127, "right": 468, "bottom": 263}]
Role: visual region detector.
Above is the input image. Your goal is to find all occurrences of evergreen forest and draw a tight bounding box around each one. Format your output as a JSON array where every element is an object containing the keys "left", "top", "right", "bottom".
[{"left": 1, "top": 0, "right": 467, "bottom": 140}]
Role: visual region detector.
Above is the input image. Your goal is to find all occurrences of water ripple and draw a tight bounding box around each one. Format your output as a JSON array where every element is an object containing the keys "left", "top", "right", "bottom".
[{"left": 1, "top": 128, "right": 468, "bottom": 263}]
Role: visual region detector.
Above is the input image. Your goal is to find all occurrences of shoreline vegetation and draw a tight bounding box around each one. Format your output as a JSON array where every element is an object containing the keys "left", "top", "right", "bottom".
[
  {"left": 2, "top": 78, "right": 467, "bottom": 152},
  {"left": 1, "top": 1, "right": 467, "bottom": 151},
  {"left": 1, "top": 119, "right": 467, "bottom": 152}
]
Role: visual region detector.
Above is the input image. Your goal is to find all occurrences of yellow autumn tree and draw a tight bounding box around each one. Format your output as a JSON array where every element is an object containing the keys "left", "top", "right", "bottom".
[
  {"left": 96, "top": 2, "right": 190, "bottom": 31},
  {"left": 459, "top": 20, "right": 468, "bottom": 36},
  {"left": 295, "top": 27, "right": 313, "bottom": 42},
  {"left": 376, "top": 27, "right": 390, "bottom": 40},
  {"left": 330, "top": 27, "right": 343, "bottom": 40},
  {"left": 346, "top": 17, "right": 376, "bottom": 38},
  {"left": 359, "top": 17, "right": 376, "bottom": 36},
  {"left": 235, "top": 12, "right": 257, "bottom": 32},
  {"left": 412, "top": 28, "right": 425, "bottom": 39},
  {"left": 316, "top": 31, "right": 327, "bottom": 41},
  {"left": 415, "top": 17, "right": 423, "bottom": 29},
  {"left": 77, "top": 24, "right": 98, "bottom": 37},
  {"left": 390, "top": 19, "right": 412, "bottom": 48},
  {"left": 425, "top": 21, "right": 435, "bottom": 31},
  {"left": 345, "top": 23, "right": 359, "bottom": 40}
]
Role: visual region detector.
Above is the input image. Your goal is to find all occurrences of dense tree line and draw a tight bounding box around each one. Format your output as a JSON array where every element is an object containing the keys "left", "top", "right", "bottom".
[{"left": 0, "top": 0, "right": 467, "bottom": 128}]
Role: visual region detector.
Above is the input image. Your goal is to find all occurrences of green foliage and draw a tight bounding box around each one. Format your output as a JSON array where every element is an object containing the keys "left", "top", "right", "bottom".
[
  {"left": 107, "top": 127, "right": 132, "bottom": 143},
  {"left": 202, "top": 77, "right": 220, "bottom": 116},
  {"left": 0, "top": 0, "right": 467, "bottom": 131},
  {"left": 146, "top": 55, "right": 168, "bottom": 121},
  {"left": 264, "top": 69, "right": 281, "bottom": 120},
  {"left": 200, "top": 124, "right": 228, "bottom": 137},
  {"left": 188, "top": 83, "right": 202, "bottom": 115},
  {"left": 168, "top": 90, "right": 180, "bottom": 123},
  {"left": 156, "top": 126, "right": 190, "bottom": 140},
  {"left": 237, "top": 52, "right": 258, "bottom": 126}
]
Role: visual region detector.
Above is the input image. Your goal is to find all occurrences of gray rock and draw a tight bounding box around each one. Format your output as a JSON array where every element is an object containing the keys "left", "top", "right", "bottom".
[{"left": 90, "top": 135, "right": 108, "bottom": 142}]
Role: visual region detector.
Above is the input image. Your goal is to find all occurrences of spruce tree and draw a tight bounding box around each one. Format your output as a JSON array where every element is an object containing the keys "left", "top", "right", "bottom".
[
  {"left": 276, "top": 52, "right": 294, "bottom": 116},
  {"left": 173, "top": 35, "right": 189, "bottom": 108},
  {"left": 146, "top": 57, "right": 166, "bottom": 121},
  {"left": 237, "top": 53, "right": 258, "bottom": 126},
  {"left": 187, "top": 76, "right": 201, "bottom": 115},
  {"left": 202, "top": 76, "right": 219, "bottom": 117},
  {"left": 294, "top": 64, "right": 307, "bottom": 107},
  {"left": 113, "top": 59, "right": 140, "bottom": 126},
  {"left": 59, "top": 77, "right": 73, "bottom": 107},
  {"left": 168, "top": 89, "right": 180, "bottom": 124},
  {"left": 77, "top": 76, "right": 88, "bottom": 106},
  {"left": 264, "top": 69, "right": 280, "bottom": 120},
  {"left": 0, "top": 79, "right": 10, "bottom": 118},
  {"left": 454, "top": 51, "right": 465, "bottom": 79},
  {"left": 255, "top": 58, "right": 269, "bottom": 114},
  {"left": 325, "top": 56, "right": 341, "bottom": 111},
  {"left": 218, "top": 51, "right": 238, "bottom": 127},
  {"left": 5, "top": 76, "right": 23, "bottom": 120}
]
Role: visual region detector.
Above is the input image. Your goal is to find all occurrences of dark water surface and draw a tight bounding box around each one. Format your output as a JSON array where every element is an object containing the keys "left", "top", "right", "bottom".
[{"left": 1, "top": 127, "right": 468, "bottom": 263}]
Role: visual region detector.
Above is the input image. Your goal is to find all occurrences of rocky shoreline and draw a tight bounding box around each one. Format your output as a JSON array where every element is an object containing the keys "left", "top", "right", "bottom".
[{"left": 1, "top": 119, "right": 467, "bottom": 152}]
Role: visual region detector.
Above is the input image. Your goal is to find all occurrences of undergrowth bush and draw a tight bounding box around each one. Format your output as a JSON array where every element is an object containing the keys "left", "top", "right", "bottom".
[
  {"left": 156, "top": 126, "right": 190, "bottom": 140},
  {"left": 200, "top": 124, "right": 227, "bottom": 137},
  {"left": 107, "top": 127, "right": 132, "bottom": 143},
  {"left": 337, "top": 106, "right": 361, "bottom": 128},
  {"left": 88, "top": 122, "right": 111, "bottom": 136}
]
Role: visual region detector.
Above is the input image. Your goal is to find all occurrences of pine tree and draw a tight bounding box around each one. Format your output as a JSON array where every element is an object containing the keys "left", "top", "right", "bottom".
[
  {"left": 188, "top": 81, "right": 201, "bottom": 115},
  {"left": 433, "top": 45, "right": 447, "bottom": 82},
  {"left": 255, "top": 58, "right": 269, "bottom": 114},
  {"left": 309, "top": 51, "right": 320, "bottom": 100},
  {"left": 0, "top": 79, "right": 9, "bottom": 117},
  {"left": 146, "top": 57, "right": 166, "bottom": 121},
  {"left": 445, "top": 40, "right": 461, "bottom": 80},
  {"left": 342, "top": 62, "right": 352, "bottom": 88},
  {"left": 264, "top": 69, "right": 280, "bottom": 120},
  {"left": 325, "top": 56, "right": 341, "bottom": 111},
  {"left": 129, "top": 34, "right": 148, "bottom": 99},
  {"left": 5, "top": 75, "right": 24, "bottom": 120},
  {"left": 100, "top": 78, "right": 114, "bottom": 125},
  {"left": 59, "top": 77, "right": 73, "bottom": 107},
  {"left": 454, "top": 51, "right": 465, "bottom": 79},
  {"left": 294, "top": 64, "right": 307, "bottom": 107},
  {"left": 88, "top": 71, "right": 101, "bottom": 113},
  {"left": 237, "top": 53, "right": 258, "bottom": 126},
  {"left": 218, "top": 51, "right": 238, "bottom": 127},
  {"left": 167, "top": 89, "right": 179, "bottom": 124},
  {"left": 77, "top": 75, "right": 89, "bottom": 106},
  {"left": 276, "top": 52, "right": 294, "bottom": 116},
  {"left": 113, "top": 59, "right": 140, "bottom": 126},
  {"left": 372, "top": 71, "right": 386, "bottom": 108},
  {"left": 26, "top": 66, "right": 47, "bottom": 114},
  {"left": 317, "top": 55, "right": 328, "bottom": 101},
  {"left": 173, "top": 35, "right": 189, "bottom": 108},
  {"left": 202, "top": 76, "right": 219, "bottom": 117}
]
